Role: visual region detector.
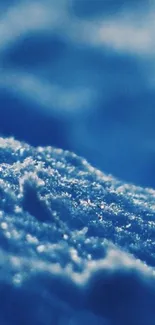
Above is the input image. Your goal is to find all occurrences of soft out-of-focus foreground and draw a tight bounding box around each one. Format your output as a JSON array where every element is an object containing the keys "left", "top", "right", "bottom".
[{"left": 0, "top": 0, "right": 155, "bottom": 187}]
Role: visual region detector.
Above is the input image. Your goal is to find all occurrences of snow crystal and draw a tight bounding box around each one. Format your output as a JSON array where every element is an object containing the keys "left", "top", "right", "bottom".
[{"left": 0, "top": 137, "right": 155, "bottom": 324}]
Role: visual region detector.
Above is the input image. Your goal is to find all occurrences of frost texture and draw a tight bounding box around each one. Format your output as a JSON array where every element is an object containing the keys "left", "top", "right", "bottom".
[{"left": 0, "top": 137, "right": 155, "bottom": 325}]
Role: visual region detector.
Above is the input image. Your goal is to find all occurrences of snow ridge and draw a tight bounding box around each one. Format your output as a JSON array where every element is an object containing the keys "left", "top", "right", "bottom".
[{"left": 0, "top": 137, "right": 155, "bottom": 325}]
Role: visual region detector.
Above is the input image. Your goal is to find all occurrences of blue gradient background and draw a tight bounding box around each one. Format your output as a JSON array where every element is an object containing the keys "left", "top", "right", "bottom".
[{"left": 1, "top": 0, "right": 155, "bottom": 187}]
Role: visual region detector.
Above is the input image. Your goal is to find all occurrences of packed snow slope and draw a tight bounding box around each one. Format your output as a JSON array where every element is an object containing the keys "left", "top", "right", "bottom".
[{"left": 0, "top": 137, "right": 155, "bottom": 325}]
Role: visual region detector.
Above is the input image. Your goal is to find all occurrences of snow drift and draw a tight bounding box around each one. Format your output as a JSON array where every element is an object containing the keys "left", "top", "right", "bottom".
[{"left": 0, "top": 137, "right": 155, "bottom": 325}]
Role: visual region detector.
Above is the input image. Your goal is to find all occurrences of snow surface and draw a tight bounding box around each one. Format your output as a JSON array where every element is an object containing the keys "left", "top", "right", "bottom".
[{"left": 0, "top": 137, "right": 155, "bottom": 325}]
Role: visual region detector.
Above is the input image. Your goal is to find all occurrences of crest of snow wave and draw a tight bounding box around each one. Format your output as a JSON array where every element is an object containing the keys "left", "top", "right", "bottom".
[
  {"left": 69, "top": 1, "right": 155, "bottom": 56},
  {"left": 89, "top": 18, "right": 155, "bottom": 55},
  {"left": 1, "top": 1, "right": 155, "bottom": 56},
  {"left": 0, "top": 1, "right": 66, "bottom": 51},
  {"left": 0, "top": 0, "right": 97, "bottom": 114},
  {"left": 1, "top": 137, "right": 155, "bottom": 324},
  {"left": 0, "top": 71, "right": 94, "bottom": 115},
  {"left": 0, "top": 0, "right": 155, "bottom": 120},
  {"left": 0, "top": 0, "right": 155, "bottom": 122},
  {"left": 65, "top": 13, "right": 155, "bottom": 57}
]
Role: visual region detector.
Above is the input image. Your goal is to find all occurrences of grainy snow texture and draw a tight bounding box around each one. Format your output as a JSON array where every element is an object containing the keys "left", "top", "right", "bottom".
[{"left": 0, "top": 137, "right": 155, "bottom": 325}]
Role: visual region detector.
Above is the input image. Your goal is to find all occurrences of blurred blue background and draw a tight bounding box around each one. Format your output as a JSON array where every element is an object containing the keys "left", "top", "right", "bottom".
[{"left": 1, "top": 0, "right": 155, "bottom": 188}]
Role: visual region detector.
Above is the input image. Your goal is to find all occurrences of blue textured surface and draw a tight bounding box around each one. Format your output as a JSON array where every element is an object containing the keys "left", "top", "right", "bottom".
[
  {"left": 0, "top": 137, "right": 155, "bottom": 325},
  {"left": 0, "top": 1, "right": 155, "bottom": 324}
]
